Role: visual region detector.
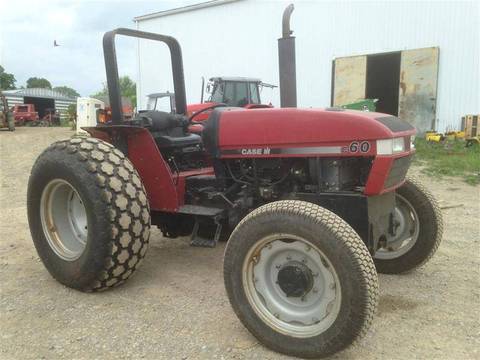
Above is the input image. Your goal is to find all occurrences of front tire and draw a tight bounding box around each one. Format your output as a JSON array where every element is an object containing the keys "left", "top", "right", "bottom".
[
  {"left": 374, "top": 177, "right": 443, "bottom": 274},
  {"left": 223, "top": 200, "right": 378, "bottom": 359},
  {"left": 27, "top": 137, "right": 150, "bottom": 291}
]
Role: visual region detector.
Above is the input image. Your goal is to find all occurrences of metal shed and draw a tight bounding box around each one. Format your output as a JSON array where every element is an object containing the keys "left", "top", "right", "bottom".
[
  {"left": 2, "top": 88, "right": 77, "bottom": 121},
  {"left": 134, "top": 0, "right": 479, "bottom": 133}
]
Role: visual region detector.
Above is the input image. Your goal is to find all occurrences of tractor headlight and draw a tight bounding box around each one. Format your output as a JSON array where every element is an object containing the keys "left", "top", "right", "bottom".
[
  {"left": 392, "top": 137, "right": 405, "bottom": 152},
  {"left": 376, "top": 137, "right": 406, "bottom": 155}
]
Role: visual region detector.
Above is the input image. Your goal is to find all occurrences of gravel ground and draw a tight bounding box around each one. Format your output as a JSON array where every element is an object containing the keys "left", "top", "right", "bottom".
[{"left": 1, "top": 127, "right": 479, "bottom": 360}]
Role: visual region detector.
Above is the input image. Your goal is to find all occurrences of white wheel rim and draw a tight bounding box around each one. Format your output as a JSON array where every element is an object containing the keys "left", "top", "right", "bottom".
[
  {"left": 375, "top": 193, "right": 420, "bottom": 260},
  {"left": 242, "top": 234, "right": 342, "bottom": 338},
  {"left": 40, "top": 179, "right": 88, "bottom": 261}
]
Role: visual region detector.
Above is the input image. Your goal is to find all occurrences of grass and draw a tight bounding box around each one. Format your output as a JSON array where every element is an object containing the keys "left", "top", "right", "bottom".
[
  {"left": 413, "top": 138, "right": 480, "bottom": 185},
  {"left": 59, "top": 118, "right": 72, "bottom": 127}
]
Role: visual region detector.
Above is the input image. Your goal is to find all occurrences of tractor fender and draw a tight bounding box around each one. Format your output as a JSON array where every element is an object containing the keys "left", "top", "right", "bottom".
[{"left": 83, "top": 125, "right": 179, "bottom": 211}]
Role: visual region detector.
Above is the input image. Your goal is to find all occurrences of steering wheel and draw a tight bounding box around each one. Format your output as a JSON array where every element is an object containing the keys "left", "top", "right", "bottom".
[{"left": 189, "top": 103, "right": 228, "bottom": 124}]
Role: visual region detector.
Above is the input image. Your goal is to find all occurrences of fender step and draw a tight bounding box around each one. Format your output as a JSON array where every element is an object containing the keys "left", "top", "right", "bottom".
[
  {"left": 190, "top": 216, "right": 223, "bottom": 248},
  {"left": 178, "top": 204, "right": 224, "bottom": 217}
]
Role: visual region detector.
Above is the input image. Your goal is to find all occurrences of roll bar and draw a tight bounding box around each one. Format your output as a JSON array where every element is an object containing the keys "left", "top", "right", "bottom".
[{"left": 103, "top": 28, "right": 187, "bottom": 124}]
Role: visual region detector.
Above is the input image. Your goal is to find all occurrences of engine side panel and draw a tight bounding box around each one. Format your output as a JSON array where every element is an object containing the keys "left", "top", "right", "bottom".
[{"left": 202, "top": 108, "right": 415, "bottom": 195}]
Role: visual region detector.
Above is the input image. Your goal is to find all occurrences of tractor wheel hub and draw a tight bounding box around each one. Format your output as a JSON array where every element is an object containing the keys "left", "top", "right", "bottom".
[{"left": 277, "top": 261, "right": 313, "bottom": 297}]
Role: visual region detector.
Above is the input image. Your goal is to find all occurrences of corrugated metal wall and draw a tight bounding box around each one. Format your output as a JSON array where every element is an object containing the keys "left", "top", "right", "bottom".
[
  {"left": 4, "top": 95, "right": 76, "bottom": 120},
  {"left": 136, "top": 0, "right": 479, "bottom": 132},
  {"left": 55, "top": 99, "right": 76, "bottom": 120}
]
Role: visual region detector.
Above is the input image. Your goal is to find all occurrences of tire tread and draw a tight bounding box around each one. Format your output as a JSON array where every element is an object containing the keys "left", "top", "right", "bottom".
[
  {"left": 38, "top": 136, "right": 150, "bottom": 291},
  {"left": 225, "top": 200, "right": 379, "bottom": 358}
]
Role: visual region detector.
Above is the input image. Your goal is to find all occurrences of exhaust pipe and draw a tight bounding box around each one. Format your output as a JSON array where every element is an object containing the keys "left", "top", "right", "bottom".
[{"left": 278, "top": 4, "right": 297, "bottom": 108}]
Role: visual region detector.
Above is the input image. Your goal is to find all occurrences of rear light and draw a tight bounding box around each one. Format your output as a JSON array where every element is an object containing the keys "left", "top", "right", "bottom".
[{"left": 376, "top": 137, "right": 407, "bottom": 155}]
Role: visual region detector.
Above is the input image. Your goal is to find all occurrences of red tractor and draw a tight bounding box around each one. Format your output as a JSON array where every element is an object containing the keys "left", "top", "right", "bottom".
[
  {"left": 27, "top": 6, "right": 442, "bottom": 359},
  {"left": 13, "top": 104, "right": 39, "bottom": 125},
  {"left": 187, "top": 76, "right": 276, "bottom": 121}
]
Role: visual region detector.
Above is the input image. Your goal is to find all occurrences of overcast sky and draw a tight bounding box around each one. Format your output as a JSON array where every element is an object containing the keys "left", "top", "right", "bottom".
[{"left": 0, "top": 0, "right": 197, "bottom": 96}]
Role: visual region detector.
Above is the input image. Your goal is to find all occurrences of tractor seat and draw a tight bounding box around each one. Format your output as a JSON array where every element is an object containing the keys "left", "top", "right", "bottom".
[
  {"left": 136, "top": 110, "right": 188, "bottom": 131},
  {"left": 151, "top": 132, "right": 201, "bottom": 148},
  {"left": 135, "top": 110, "right": 201, "bottom": 148}
]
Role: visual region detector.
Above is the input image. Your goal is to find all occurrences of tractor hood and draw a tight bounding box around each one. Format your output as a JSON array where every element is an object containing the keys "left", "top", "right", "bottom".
[
  {"left": 187, "top": 102, "right": 216, "bottom": 121},
  {"left": 202, "top": 107, "right": 416, "bottom": 158}
]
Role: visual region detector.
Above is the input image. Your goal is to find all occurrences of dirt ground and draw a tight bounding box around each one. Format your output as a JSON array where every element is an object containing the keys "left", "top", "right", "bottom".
[{"left": 1, "top": 127, "right": 479, "bottom": 360}]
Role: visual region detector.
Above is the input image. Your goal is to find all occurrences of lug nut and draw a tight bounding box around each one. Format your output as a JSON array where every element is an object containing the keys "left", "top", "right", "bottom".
[
  {"left": 286, "top": 256, "right": 292, "bottom": 261},
  {"left": 313, "top": 288, "right": 318, "bottom": 293}
]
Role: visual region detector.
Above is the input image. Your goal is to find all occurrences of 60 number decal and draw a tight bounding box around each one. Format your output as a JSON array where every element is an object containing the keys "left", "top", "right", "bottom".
[{"left": 349, "top": 141, "right": 371, "bottom": 153}]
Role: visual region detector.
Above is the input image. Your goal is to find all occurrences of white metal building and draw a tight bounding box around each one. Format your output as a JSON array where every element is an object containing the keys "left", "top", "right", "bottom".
[{"left": 134, "top": 0, "right": 479, "bottom": 133}]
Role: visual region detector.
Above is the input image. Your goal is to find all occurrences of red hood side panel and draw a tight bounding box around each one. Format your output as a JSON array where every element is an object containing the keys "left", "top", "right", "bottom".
[{"left": 217, "top": 108, "right": 413, "bottom": 149}]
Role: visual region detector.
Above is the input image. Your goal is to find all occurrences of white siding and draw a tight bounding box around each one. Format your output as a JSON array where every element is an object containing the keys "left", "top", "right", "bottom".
[
  {"left": 55, "top": 100, "right": 77, "bottom": 120},
  {"left": 4, "top": 96, "right": 23, "bottom": 107},
  {"left": 136, "top": 0, "right": 479, "bottom": 132}
]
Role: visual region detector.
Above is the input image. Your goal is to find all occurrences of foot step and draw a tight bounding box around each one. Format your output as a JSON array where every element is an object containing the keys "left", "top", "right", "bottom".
[{"left": 190, "top": 217, "right": 223, "bottom": 248}]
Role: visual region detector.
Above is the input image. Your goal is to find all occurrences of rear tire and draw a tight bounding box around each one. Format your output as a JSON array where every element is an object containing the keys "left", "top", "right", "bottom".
[
  {"left": 223, "top": 200, "right": 378, "bottom": 359},
  {"left": 374, "top": 177, "right": 443, "bottom": 274},
  {"left": 27, "top": 137, "right": 150, "bottom": 291}
]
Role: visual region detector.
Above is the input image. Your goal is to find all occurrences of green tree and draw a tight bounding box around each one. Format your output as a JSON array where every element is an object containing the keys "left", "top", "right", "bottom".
[
  {"left": 92, "top": 76, "right": 136, "bottom": 108},
  {"left": 26, "top": 77, "right": 52, "bottom": 89},
  {"left": 53, "top": 86, "right": 80, "bottom": 98},
  {"left": 0, "top": 66, "right": 16, "bottom": 90},
  {"left": 91, "top": 85, "right": 107, "bottom": 98}
]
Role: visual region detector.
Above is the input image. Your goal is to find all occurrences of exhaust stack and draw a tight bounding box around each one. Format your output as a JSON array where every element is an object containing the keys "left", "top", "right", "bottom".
[{"left": 278, "top": 4, "right": 297, "bottom": 108}]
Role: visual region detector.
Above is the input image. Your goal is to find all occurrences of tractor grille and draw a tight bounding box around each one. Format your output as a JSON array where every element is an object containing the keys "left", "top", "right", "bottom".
[{"left": 384, "top": 155, "right": 412, "bottom": 189}]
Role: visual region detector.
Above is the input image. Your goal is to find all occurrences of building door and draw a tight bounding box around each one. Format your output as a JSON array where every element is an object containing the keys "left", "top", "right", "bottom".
[
  {"left": 366, "top": 52, "right": 401, "bottom": 116},
  {"left": 398, "top": 47, "right": 439, "bottom": 133},
  {"left": 23, "top": 96, "right": 55, "bottom": 118},
  {"left": 332, "top": 47, "right": 439, "bottom": 133}
]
